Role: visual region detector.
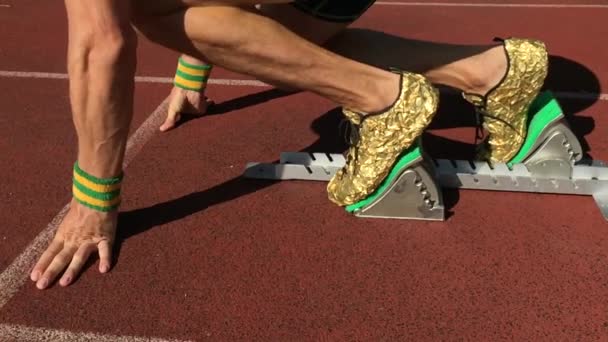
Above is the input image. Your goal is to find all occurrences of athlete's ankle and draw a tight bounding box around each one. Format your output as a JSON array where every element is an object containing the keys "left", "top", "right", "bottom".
[
  {"left": 465, "top": 45, "right": 507, "bottom": 95},
  {"left": 358, "top": 72, "right": 400, "bottom": 115},
  {"left": 425, "top": 45, "right": 507, "bottom": 96}
]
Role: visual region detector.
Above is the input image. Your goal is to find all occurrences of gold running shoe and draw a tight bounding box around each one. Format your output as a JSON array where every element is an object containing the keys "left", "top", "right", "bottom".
[
  {"left": 327, "top": 71, "right": 439, "bottom": 206},
  {"left": 463, "top": 38, "right": 549, "bottom": 163}
]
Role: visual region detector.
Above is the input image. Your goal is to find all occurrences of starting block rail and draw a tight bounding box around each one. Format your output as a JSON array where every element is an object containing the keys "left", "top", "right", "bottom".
[
  {"left": 243, "top": 92, "right": 608, "bottom": 221},
  {"left": 244, "top": 153, "right": 608, "bottom": 218}
]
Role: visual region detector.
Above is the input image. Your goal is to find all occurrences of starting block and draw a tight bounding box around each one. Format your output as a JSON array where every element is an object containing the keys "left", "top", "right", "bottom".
[{"left": 244, "top": 92, "right": 608, "bottom": 221}]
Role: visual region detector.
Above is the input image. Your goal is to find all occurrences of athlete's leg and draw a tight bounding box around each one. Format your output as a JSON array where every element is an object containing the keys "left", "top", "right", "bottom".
[
  {"left": 260, "top": 2, "right": 506, "bottom": 96},
  {"left": 161, "top": 2, "right": 504, "bottom": 128},
  {"left": 132, "top": 2, "right": 439, "bottom": 205},
  {"left": 133, "top": 4, "right": 399, "bottom": 114},
  {"left": 157, "top": 2, "right": 353, "bottom": 132},
  {"left": 326, "top": 29, "right": 506, "bottom": 95},
  {"left": 271, "top": 2, "right": 547, "bottom": 163}
]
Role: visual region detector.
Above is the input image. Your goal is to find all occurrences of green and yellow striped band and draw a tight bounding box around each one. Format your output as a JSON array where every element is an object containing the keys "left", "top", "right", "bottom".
[
  {"left": 174, "top": 57, "right": 213, "bottom": 91},
  {"left": 72, "top": 162, "right": 123, "bottom": 212}
]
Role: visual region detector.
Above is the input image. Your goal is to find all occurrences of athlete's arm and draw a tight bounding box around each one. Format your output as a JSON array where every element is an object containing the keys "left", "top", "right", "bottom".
[{"left": 29, "top": 0, "right": 137, "bottom": 289}]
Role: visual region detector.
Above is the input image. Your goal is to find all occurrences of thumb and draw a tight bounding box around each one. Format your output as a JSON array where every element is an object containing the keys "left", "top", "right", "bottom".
[{"left": 160, "top": 97, "right": 183, "bottom": 132}]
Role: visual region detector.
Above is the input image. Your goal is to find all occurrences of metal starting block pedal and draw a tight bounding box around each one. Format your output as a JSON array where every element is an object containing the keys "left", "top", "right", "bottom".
[{"left": 244, "top": 92, "right": 608, "bottom": 221}]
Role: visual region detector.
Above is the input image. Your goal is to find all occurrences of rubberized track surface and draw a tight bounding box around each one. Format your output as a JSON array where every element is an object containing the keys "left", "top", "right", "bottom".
[{"left": 1, "top": 1, "right": 607, "bottom": 341}]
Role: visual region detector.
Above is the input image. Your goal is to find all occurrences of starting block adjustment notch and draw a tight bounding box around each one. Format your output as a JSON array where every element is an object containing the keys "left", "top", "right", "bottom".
[{"left": 348, "top": 150, "right": 445, "bottom": 221}]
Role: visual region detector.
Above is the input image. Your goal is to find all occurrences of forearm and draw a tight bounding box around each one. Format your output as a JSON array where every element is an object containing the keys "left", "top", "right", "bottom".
[
  {"left": 29, "top": 0, "right": 138, "bottom": 291},
  {"left": 65, "top": 0, "right": 137, "bottom": 178}
]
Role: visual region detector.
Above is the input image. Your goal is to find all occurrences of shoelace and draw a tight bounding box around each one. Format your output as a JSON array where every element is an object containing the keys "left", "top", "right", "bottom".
[
  {"left": 339, "top": 118, "right": 361, "bottom": 146},
  {"left": 472, "top": 104, "right": 520, "bottom": 147},
  {"left": 338, "top": 118, "right": 362, "bottom": 169}
]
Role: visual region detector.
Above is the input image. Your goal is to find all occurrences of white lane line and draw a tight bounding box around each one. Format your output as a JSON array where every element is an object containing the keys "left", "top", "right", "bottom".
[
  {"left": 0, "top": 70, "right": 268, "bottom": 87},
  {"left": 0, "top": 324, "right": 193, "bottom": 342},
  {"left": 0, "top": 99, "right": 170, "bottom": 310},
  {"left": 0, "top": 69, "right": 605, "bottom": 102},
  {"left": 375, "top": 2, "right": 608, "bottom": 9},
  {"left": 0, "top": 206, "right": 69, "bottom": 309}
]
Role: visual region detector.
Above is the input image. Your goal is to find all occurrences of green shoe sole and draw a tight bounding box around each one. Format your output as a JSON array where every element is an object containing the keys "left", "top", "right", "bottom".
[
  {"left": 508, "top": 90, "right": 565, "bottom": 167},
  {"left": 346, "top": 143, "right": 423, "bottom": 213}
]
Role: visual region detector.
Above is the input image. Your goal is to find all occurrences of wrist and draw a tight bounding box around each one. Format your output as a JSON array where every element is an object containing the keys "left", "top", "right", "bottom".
[
  {"left": 72, "top": 161, "right": 123, "bottom": 213},
  {"left": 174, "top": 57, "right": 213, "bottom": 92},
  {"left": 70, "top": 198, "right": 119, "bottom": 219}
]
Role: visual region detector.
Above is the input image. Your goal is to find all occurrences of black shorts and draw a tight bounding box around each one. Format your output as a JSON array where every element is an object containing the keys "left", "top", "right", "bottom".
[{"left": 292, "top": 0, "right": 376, "bottom": 23}]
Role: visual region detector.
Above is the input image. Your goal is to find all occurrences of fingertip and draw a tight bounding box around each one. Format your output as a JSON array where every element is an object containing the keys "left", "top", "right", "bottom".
[
  {"left": 160, "top": 124, "right": 174, "bottom": 132},
  {"left": 159, "top": 120, "right": 174, "bottom": 132},
  {"left": 60, "top": 276, "right": 72, "bottom": 287},
  {"left": 36, "top": 278, "right": 49, "bottom": 290},
  {"left": 98, "top": 240, "right": 113, "bottom": 274},
  {"left": 30, "top": 270, "right": 40, "bottom": 282}
]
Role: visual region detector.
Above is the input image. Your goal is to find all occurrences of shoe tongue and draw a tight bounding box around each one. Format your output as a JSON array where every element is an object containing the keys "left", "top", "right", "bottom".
[{"left": 342, "top": 108, "right": 363, "bottom": 125}]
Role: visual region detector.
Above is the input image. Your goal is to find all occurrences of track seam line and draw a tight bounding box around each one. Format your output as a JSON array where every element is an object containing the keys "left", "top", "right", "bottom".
[
  {"left": 0, "top": 99, "right": 170, "bottom": 311},
  {"left": 0, "top": 323, "right": 193, "bottom": 342},
  {"left": 375, "top": 2, "right": 608, "bottom": 8},
  {"left": 0, "top": 70, "right": 606, "bottom": 102}
]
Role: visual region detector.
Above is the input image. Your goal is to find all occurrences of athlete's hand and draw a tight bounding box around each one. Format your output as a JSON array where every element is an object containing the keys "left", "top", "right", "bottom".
[
  {"left": 30, "top": 200, "right": 116, "bottom": 289},
  {"left": 160, "top": 86, "right": 211, "bottom": 132}
]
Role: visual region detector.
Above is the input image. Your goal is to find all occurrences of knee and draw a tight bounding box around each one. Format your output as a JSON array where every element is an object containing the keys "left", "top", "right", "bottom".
[{"left": 132, "top": 6, "right": 251, "bottom": 53}]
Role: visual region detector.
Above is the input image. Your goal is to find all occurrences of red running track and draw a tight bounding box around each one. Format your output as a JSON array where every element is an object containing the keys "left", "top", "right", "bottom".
[{"left": 0, "top": 1, "right": 607, "bottom": 341}]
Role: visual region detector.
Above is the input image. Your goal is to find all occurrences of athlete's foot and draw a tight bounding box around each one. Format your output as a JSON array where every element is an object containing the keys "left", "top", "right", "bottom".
[
  {"left": 462, "top": 38, "right": 549, "bottom": 163},
  {"left": 327, "top": 71, "right": 439, "bottom": 206}
]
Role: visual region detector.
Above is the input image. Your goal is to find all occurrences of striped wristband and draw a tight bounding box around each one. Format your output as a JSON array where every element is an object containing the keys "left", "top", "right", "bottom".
[
  {"left": 72, "top": 162, "right": 123, "bottom": 212},
  {"left": 174, "top": 57, "right": 212, "bottom": 91}
]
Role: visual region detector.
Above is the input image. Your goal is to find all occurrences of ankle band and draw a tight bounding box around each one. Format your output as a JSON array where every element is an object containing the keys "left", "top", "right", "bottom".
[
  {"left": 72, "top": 162, "right": 123, "bottom": 212},
  {"left": 174, "top": 57, "right": 213, "bottom": 91}
]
